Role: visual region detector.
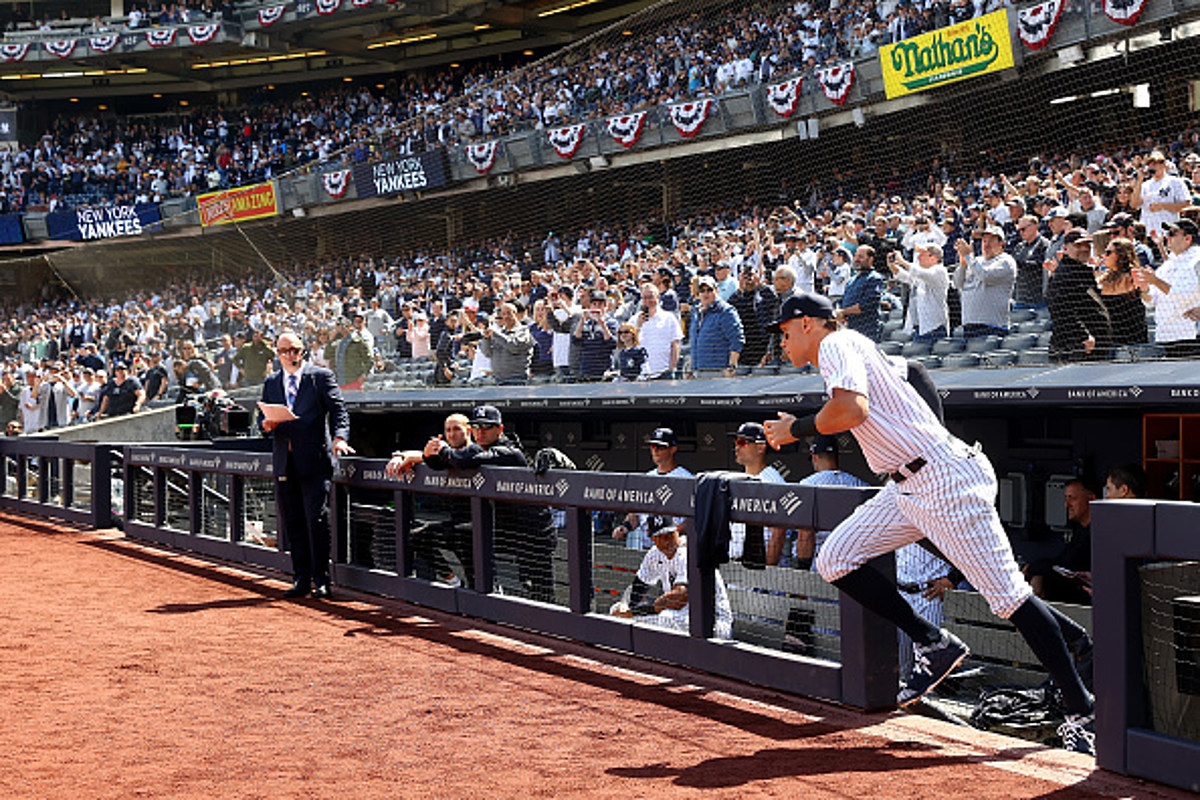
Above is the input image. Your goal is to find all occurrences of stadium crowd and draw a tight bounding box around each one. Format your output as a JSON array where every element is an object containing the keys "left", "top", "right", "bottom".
[
  {"left": 0, "top": 0, "right": 1015, "bottom": 213},
  {"left": 4, "top": 123, "right": 1200, "bottom": 436}
]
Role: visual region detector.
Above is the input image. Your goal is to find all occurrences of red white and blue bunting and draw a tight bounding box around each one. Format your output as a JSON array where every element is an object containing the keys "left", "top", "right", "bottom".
[
  {"left": 547, "top": 124, "right": 587, "bottom": 159},
  {"left": 321, "top": 169, "right": 351, "bottom": 198},
  {"left": 316, "top": 0, "right": 342, "bottom": 14},
  {"left": 89, "top": 34, "right": 119, "bottom": 52},
  {"left": 817, "top": 62, "right": 855, "bottom": 105},
  {"left": 466, "top": 141, "right": 499, "bottom": 174},
  {"left": 1017, "top": 0, "right": 1064, "bottom": 49},
  {"left": 257, "top": 5, "right": 287, "bottom": 26},
  {"left": 0, "top": 43, "right": 29, "bottom": 62},
  {"left": 187, "top": 23, "right": 220, "bottom": 44},
  {"left": 146, "top": 28, "right": 178, "bottom": 47},
  {"left": 352, "top": 0, "right": 374, "bottom": 7},
  {"left": 1104, "top": 0, "right": 1148, "bottom": 24},
  {"left": 606, "top": 112, "right": 647, "bottom": 148},
  {"left": 667, "top": 99, "right": 713, "bottom": 138},
  {"left": 44, "top": 40, "right": 77, "bottom": 59},
  {"left": 766, "top": 77, "right": 804, "bottom": 117}
]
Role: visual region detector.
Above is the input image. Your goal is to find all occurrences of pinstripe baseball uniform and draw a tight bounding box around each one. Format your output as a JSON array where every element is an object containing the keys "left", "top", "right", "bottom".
[{"left": 811, "top": 329, "right": 1032, "bottom": 618}]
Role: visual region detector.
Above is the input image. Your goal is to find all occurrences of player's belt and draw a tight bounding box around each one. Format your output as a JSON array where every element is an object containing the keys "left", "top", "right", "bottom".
[
  {"left": 896, "top": 581, "right": 925, "bottom": 594},
  {"left": 889, "top": 457, "right": 927, "bottom": 484}
]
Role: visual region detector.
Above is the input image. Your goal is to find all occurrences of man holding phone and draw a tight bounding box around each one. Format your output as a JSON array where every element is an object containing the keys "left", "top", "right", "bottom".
[{"left": 633, "top": 283, "right": 681, "bottom": 379}]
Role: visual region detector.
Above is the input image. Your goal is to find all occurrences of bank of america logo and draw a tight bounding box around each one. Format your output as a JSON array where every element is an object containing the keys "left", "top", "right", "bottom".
[
  {"left": 555, "top": 479, "right": 569, "bottom": 497},
  {"left": 472, "top": 473, "right": 485, "bottom": 490},
  {"left": 585, "top": 455, "right": 605, "bottom": 471},
  {"left": 655, "top": 484, "right": 674, "bottom": 505},
  {"left": 780, "top": 492, "right": 803, "bottom": 515}
]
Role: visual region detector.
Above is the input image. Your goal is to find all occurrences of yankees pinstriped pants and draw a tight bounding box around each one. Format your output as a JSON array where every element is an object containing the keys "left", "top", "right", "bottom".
[{"left": 815, "top": 438, "right": 1032, "bottom": 619}]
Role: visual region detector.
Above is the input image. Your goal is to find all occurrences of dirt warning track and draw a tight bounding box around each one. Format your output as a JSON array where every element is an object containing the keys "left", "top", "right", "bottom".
[{"left": 0, "top": 513, "right": 1184, "bottom": 799}]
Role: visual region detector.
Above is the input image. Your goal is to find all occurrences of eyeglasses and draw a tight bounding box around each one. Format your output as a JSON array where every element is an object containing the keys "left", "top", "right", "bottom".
[
  {"left": 698, "top": 287, "right": 716, "bottom": 294},
  {"left": 648, "top": 443, "right": 671, "bottom": 450},
  {"left": 470, "top": 422, "right": 497, "bottom": 430},
  {"left": 734, "top": 438, "right": 761, "bottom": 447},
  {"left": 278, "top": 347, "right": 302, "bottom": 356}
]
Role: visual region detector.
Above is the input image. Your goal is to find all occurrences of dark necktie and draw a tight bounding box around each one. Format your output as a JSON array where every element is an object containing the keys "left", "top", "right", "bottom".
[{"left": 286, "top": 374, "right": 298, "bottom": 411}]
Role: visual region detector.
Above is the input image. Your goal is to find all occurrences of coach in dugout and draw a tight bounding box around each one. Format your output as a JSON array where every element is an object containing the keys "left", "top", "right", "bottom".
[{"left": 419, "top": 405, "right": 556, "bottom": 603}]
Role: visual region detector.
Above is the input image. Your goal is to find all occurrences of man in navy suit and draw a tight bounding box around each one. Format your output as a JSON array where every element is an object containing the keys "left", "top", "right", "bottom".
[{"left": 261, "top": 331, "right": 354, "bottom": 599}]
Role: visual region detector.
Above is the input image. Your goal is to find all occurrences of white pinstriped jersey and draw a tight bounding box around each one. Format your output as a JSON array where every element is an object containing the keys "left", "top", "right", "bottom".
[{"left": 817, "top": 329, "right": 946, "bottom": 475}]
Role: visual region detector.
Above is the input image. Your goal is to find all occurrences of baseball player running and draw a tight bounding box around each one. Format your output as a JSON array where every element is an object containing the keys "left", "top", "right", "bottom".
[{"left": 762, "top": 292, "right": 1095, "bottom": 755}]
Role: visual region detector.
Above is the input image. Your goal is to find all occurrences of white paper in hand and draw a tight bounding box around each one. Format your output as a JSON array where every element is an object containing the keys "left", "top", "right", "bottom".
[{"left": 257, "top": 402, "right": 298, "bottom": 423}]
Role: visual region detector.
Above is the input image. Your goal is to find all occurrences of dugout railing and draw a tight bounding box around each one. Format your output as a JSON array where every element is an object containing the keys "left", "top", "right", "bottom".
[{"left": 2, "top": 436, "right": 1199, "bottom": 787}]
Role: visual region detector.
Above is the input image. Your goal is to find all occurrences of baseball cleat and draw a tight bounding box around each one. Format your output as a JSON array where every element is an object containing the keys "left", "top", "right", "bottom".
[
  {"left": 1057, "top": 711, "right": 1096, "bottom": 756},
  {"left": 897, "top": 629, "right": 969, "bottom": 708}
]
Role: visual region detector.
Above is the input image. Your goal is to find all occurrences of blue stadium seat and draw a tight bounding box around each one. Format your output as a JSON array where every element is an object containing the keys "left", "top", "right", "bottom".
[
  {"left": 1037, "top": 331, "right": 1053, "bottom": 348},
  {"left": 901, "top": 340, "right": 932, "bottom": 358},
  {"left": 965, "top": 335, "right": 1001, "bottom": 354},
  {"left": 1008, "top": 308, "right": 1035, "bottom": 324},
  {"left": 943, "top": 353, "right": 981, "bottom": 369},
  {"left": 915, "top": 355, "right": 942, "bottom": 370},
  {"left": 883, "top": 319, "right": 905, "bottom": 335},
  {"left": 984, "top": 349, "right": 1018, "bottom": 367},
  {"left": 931, "top": 338, "right": 966, "bottom": 356},
  {"left": 888, "top": 328, "right": 912, "bottom": 343},
  {"left": 1001, "top": 333, "right": 1038, "bottom": 351},
  {"left": 879, "top": 341, "right": 904, "bottom": 356},
  {"left": 1018, "top": 319, "right": 1050, "bottom": 334},
  {"left": 1017, "top": 348, "right": 1051, "bottom": 366}
]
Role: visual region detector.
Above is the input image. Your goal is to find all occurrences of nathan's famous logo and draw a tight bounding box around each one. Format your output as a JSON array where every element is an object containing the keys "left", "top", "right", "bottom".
[{"left": 881, "top": 10, "right": 1014, "bottom": 98}]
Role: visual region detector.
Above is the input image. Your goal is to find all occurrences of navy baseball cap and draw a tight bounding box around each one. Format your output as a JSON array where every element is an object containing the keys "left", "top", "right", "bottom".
[
  {"left": 1164, "top": 218, "right": 1199, "bottom": 238},
  {"left": 728, "top": 422, "right": 767, "bottom": 443},
  {"left": 810, "top": 434, "right": 840, "bottom": 455},
  {"left": 647, "top": 427, "right": 677, "bottom": 447},
  {"left": 470, "top": 405, "right": 503, "bottom": 426},
  {"left": 769, "top": 292, "right": 835, "bottom": 332}
]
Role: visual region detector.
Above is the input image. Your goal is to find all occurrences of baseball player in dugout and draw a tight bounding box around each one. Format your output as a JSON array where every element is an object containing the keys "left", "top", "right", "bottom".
[
  {"left": 261, "top": 331, "right": 354, "bottom": 600},
  {"left": 762, "top": 292, "right": 1097, "bottom": 756}
]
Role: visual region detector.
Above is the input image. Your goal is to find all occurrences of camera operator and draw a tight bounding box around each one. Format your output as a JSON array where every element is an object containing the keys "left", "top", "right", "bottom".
[
  {"left": 174, "top": 340, "right": 220, "bottom": 400},
  {"left": 39, "top": 362, "right": 77, "bottom": 430}
]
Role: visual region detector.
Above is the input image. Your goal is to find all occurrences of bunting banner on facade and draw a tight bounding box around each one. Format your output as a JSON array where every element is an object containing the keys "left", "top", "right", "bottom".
[
  {"left": 606, "top": 112, "right": 647, "bottom": 148},
  {"left": 44, "top": 40, "right": 77, "bottom": 59},
  {"left": 89, "top": 34, "right": 119, "bottom": 52},
  {"left": 547, "top": 124, "right": 587, "bottom": 158},
  {"left": 766, "top": 77, "right": 804, "bottom": 117},
  {"left": 316, "top": 0, "right": 342, "bottom": 14},
  {"left": 1017, "top": 0, "right": 1065, "bottom": 49},
  {"left": 146, "top": 28, "right": 178, "bottom": 47},
  {"left": 817, "top": 63, "right": 855, "bottom": 105},
  {"left": 668, "top": 99, "right": 713, "bottom": 137},
  {"left": 321, "top": 169, "right": 351, "bottom": 198},
  {"left": 0, "top": 43, "right": 29, "bottom": 62},
  {"left": 1104, "top": 0, "right": 1148, "bottom": 24},
  {"left": 257, "top": 5, "right": 287, "bottom": 25},
  {"left": 466, "top": 141, "right": 499, "bottom": 174},
  {"left": 187, "top": 23, "right": 221, "bottom": 44}
]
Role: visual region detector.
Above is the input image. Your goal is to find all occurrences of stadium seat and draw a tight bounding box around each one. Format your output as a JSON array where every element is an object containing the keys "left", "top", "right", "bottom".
[
  {"left": 888, "top": 328, "right": 912, "bottom": 343},
  {"left": 1037, "top": 331, "right": 1053, "bottom": 348},
  {"left": 901, "top": 340, "right": 932, "bottom": 358},
  {"left": 984, "top": 349, "right": 1018, "bottom": 367},
  {"left": 883, "top": 319, "right": 905, "bottom": 336},
  {"left": 943, "top": 353, "right": 981, "bottom": 369},
  {"left": 915, "top": 355, "right": 942, "bottom": 370},
  {"left": 1018, "top": 319, "right": 1050, "bottom": 334},
  {"left": 1001, "top": 333, "right": 1038, "bottom": 351},
  {"left": 932, "top": 338, "right": 966, "bottom": 356},
  {"left": 1008, "top": 308, "right": 1035, "bottom": 324},
  {"left": 749, "top": 365, "right": 779, "bottom": 376},
  {"left": 1017, "top": 348, "right": 1051, "bottom": 366},
  {"left": 879, "top": 341, "right": 904, "bottom": 356},
  {"left": 965, "top": 335, "right": 1001, "bottom": 354},
  {"left": 1130, "top": 343, "right": 1166, "bottom": 361}
]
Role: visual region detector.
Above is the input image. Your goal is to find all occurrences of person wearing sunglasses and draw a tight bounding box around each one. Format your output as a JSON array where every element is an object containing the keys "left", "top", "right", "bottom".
[
  {"left": 261, "top": 331, "right": 353, "bottom": 600},
  {"left": 726, "top": 422, "right": 787, "bottom": 566},
  {"left": 420, "top": 405, "right": 556, "bottom": 602}
]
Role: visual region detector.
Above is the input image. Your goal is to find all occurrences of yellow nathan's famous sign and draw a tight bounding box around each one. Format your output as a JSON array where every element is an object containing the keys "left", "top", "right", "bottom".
[{"left": 880, "top": 9, "right": 1014, "bottom": 99}]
